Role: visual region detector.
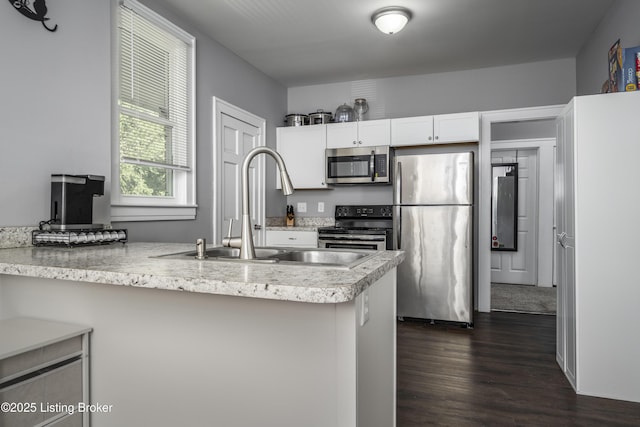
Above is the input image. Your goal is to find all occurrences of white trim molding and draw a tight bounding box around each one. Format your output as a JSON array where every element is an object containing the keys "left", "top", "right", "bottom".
[{"left": 111, "top": 205, "right": 197, "bottom": 222}]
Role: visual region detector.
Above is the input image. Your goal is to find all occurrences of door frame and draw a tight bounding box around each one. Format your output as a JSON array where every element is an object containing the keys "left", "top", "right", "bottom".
[
  {"left": 478, "top": 105, "right": 564, "bottom": 312},
  {"left": 212, "top": 97, "right": 267, "bottom": 245}
]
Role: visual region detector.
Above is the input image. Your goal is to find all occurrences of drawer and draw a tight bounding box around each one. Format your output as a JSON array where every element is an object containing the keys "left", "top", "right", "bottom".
[
  {"left": 0, "top": 336, "right": 82, "bottom": 382},
  {"left": 266, "top": 230, "right": 318, "bottom": 247},
  {"left": 0, "top": 360, "right": 83, "bottom": 427},
  {"left": 45, "top": 411, "right": 82, "bottom": 427}
]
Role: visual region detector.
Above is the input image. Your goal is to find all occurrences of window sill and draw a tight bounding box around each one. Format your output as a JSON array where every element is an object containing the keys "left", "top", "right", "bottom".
[{"left": 111, "top": 204, "right": 197, "bottom": 222}]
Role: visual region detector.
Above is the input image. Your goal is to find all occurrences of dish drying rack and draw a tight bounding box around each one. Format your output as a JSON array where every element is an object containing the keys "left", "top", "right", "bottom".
[{"left": 32, "top": 229, "right": 128, "bottom": 247}]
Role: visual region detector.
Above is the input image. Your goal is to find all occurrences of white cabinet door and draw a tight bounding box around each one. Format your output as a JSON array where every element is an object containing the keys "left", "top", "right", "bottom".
[
  {"left": 326, "top": 122, "right": 358, "bottom": 148},
  {"left": 266, "top": 230, "right": 318, "bottom": 248},
  {"left": 433, "top": 112, "right": 480, "bottom": 143},
  {"left": 277, "top": 125, "right": 328, "bottom": 189},
  {"left": 391, "top": 112, "right": 479, "bottom": 147},
  {"left": 326, "top": 120, "right": 390, "bottom": 148},
  {"left": 391, "top": 116, "right": 434, "bottom": 146},
  {"left": 357, "top": 119, "right": 391, "bottom": 147}
]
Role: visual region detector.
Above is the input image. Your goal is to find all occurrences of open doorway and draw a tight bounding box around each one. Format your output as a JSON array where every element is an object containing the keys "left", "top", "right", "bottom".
[
  {"left": 477, "top": 105, "right": 564, "bottom": 314},
  {"left": 489, "top": 140, "right": 556, "bottom": 314}
]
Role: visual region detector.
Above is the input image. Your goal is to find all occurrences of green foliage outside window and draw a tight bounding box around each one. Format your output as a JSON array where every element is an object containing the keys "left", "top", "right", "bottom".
[{"left": 119, "top": 112, "right": 173, "bottom": 197}]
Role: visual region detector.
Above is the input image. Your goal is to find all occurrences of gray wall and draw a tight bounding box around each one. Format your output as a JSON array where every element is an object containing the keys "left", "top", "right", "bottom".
[
  {"left": 576, "top": 0, "right": 640, "bottom": 95},
  {"left": 0, "top": 0, "right": 111, "bottom": 227},
  {"left": 288, "top": 58, "right": 577, "bottom": 120},
  {"left": 491, "top": 120, "right": 557, "bottom": 141},
  {"left": 286, "top": 58, "right": 577, "bottom": 218}
]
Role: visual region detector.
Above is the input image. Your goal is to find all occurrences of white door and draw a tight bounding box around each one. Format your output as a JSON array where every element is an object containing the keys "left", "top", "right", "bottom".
[
  {"left": 555, "top": 106, "right": 576, "bottom": 386},
  {"left": 491, "top": 149, "right": 538, "bottom": 285},
  {"left": 219, "top": 112, "right": 264, "bottom": 245}
]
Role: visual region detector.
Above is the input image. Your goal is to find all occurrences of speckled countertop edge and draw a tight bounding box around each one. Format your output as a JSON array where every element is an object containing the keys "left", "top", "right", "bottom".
[
  {"left": 0, "top": 227, "right": 36, "bottom": 249},
  {"left": 0, "top": 243, "right": 404, "bottom": 304}
]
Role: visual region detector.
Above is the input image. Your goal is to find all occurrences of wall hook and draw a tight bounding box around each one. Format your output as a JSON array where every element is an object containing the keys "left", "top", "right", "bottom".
[{"left": 9, "top": 0, "right": 58, "bottom": 32}]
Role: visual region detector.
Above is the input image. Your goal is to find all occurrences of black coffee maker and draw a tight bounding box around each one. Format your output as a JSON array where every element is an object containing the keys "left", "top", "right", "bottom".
[{"left": 50, "top": 174, "right": 105, "bottom": 230}]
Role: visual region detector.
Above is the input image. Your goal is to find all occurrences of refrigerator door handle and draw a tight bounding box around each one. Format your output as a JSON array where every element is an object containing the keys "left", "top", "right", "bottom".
[
  {"left": 393, "top": 161, "right": 402, "bottom": 249},
  {"left": 394, "top": 161, "right": 402, "bottom": 205},
  {"left": 393, "top": 206, "right": 401, "bottom": 249}
]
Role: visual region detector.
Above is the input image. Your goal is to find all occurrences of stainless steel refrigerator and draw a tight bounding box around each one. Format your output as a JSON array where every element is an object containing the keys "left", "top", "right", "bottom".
[{"left": 393, "top": 151, "right": 474, "bottom": 325}]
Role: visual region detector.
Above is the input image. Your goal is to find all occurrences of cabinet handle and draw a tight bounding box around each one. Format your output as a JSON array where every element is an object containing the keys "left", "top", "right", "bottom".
[
  {"left": 435, "top": 136, "right": 439, "bottom": 140},
  {"left": 352, "top": 140, "right": 357, "bottom": 145},
  {"left": 288, "top": 237, "right": 297, "bottom": 240},
  {"left": 428, "top": 136, "right": 433, "bottom": 141}
]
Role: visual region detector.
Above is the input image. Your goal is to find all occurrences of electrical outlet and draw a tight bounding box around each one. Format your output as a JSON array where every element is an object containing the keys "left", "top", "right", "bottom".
[
  {"left": 317, "top": 202, "right": 325, "bottom": 213},
  {"left": 297, "top": 202, "right": 307, "bottom": 213}
]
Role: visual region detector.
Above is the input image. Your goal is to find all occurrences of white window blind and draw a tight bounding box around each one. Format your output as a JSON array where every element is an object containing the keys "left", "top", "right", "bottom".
[{"left": 118, "top": 1, "right": 191, "bottom": 172}]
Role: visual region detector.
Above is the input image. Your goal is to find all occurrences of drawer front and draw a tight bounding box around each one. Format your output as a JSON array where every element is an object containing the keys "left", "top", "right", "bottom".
[
  {"left": 45, "top": 410, "right": 82, "bottom": 427},
  {"left": 0, "top": 360, "right": 83, "bottom": 427},
  {"left": 266, "top": 230, "right": 318, "bottom": 247},
  {"left": 0, "top": 336, "right": 82, "bottom": 382}
]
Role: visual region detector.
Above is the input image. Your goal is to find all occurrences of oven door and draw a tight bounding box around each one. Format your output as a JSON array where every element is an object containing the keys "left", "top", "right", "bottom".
[
  {"left": 318, "top": 235, "right": 387, "bottom": 251},
  {"left": 325, "top": 146, "right": 390, "bottom": 184}
]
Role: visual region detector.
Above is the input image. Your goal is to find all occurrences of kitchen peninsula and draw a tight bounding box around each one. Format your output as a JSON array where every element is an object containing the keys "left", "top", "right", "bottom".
[{"left": 0, "top": 243, "right": 403, "bottom": 427}]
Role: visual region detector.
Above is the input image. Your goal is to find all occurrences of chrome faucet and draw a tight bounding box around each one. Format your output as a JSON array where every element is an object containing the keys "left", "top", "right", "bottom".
[{"left": 222, "top": 146, "right": 294, "bottom": 259}]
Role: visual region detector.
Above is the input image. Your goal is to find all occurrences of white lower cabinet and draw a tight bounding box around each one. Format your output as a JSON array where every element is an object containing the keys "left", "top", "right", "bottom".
[
  {"left": 0, "top": 318, "right": 91, "bottom": 427},
  {"left": 266, "top": 230, "right": 318, "bottom": 248}
]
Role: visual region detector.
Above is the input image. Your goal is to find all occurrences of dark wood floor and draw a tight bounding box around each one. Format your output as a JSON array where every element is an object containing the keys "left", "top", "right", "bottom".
[{"left": 397, "top": 312, "right": 640, "bottom": 426}]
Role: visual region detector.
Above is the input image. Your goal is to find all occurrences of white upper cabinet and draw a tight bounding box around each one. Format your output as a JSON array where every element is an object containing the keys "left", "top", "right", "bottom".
[
  {"left": 391, "top": 112, "right": 479, "bottom": 146},
  {"left": 276, "top": 124, "right": 328, "bottom": 189},
  {"left": 326, "top": 119, "right": 391, "bottom": 148}
]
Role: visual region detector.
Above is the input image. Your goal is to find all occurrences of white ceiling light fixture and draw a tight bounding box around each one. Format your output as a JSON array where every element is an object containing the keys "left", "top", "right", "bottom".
[{"left": 371, "top": 6, "right": 412, "bottom": 35}]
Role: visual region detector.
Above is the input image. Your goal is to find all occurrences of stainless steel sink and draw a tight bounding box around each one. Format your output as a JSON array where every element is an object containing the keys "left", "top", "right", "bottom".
[
  {"left": 154, "top": 247, "right": 375, "bottom": 268},
  {"left": 268, "top": 250, "right": 370, "bottom": 267},
  {"left": 203, "top": 247, "right": 288, "bottom": 258}
]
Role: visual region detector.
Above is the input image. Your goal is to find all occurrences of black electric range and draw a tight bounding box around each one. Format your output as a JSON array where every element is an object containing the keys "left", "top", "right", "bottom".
[{"left": 317, "top": 205, "right": 393, "bottom": 250}]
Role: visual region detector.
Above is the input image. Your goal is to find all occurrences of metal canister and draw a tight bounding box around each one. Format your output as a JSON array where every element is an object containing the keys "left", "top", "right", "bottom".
[
  {"left": 284, "top": 114, "right": 309, "bottom": 126},
  {"left": 308, "top": 109, "right": 333, "bottom": 124}
]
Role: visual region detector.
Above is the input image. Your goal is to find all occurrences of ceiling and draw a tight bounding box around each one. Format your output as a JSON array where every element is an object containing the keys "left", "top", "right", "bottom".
[{"left": 153, "top": 0, "right": 614, "bottom": 87}]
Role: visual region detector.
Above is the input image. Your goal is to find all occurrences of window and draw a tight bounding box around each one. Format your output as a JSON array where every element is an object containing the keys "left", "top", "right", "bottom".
[{"left": 112, "top": 0, "right": 196, "bottom": 221}]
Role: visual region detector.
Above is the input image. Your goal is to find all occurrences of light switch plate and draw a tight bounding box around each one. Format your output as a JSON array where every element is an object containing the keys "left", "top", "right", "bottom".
[
  {"left": 317, "top": 202, "right": 325, "bottom": 213},
  {"left": 297, "top": 202, "right": 307, "bottom": 213}
]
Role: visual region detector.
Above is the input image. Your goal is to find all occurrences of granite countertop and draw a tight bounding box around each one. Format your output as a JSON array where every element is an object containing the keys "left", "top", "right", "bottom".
[
  {"left": 0, "top": 243, "right": 404, "bottom": 304},
  {"left": 265, "top": 216, "right": 334, "bottom": 232},
  {"left": 265, "top": 226, "right": 320, "bottom": 231}
]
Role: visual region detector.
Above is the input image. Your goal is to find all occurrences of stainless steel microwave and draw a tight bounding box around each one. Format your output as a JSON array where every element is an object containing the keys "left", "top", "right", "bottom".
[{"left": 326, "top": 145, "right": 391, "bottom": 184}]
